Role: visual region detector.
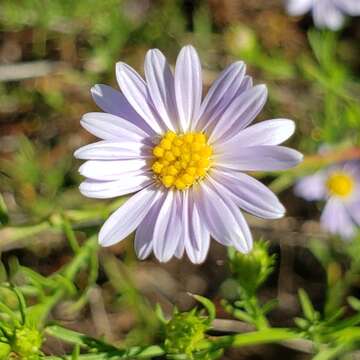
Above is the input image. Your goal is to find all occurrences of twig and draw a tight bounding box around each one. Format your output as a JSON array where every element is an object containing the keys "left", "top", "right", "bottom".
[{"left": 0, "top": 61, "right": 62, "bottom": 81}]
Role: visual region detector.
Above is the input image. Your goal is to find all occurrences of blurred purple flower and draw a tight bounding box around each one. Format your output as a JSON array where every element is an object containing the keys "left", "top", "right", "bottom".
[
  {"left": 75, "top": 45, "right": 302, "bottom": 263},
  {"left": 295, "top": 161, "right": 360, "bottom": 239},
  {"left": 286, "top": 0, "right": 360, "bottom": 30}
]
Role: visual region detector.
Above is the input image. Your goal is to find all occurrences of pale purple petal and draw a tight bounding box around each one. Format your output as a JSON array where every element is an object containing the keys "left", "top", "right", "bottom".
[
  {"left": 80, "top": 112, "right": 150, "bottom": 142},
  {"left": 313, "top": 0, "right": 345, "bottom": 30},
  {"left": 79, "top": 159, "right": 148, "bottom": 181},
  {"left": 347, "top": 200, "right": 360, "bottom": 226},
  {"left": 195, "top": 61, "right": 245, "bottom": 131},
  {"left": 210, "top": 169, "right": 285, "bottom": 219},
  {"left": 195, "top": 181, "right": 253, "bottom": 253},
  {"left": 79, "top": 174, "right": 153, "bottom": 199},
  {"left": 175, "top": 46, "right": 202, "bottom": 132},
  {"left": 116, "top": 62, "right": 165, "bottom": 134},
  {"left": 74, "top": 140, "right": 151, "bottom": 160},
  {"left": 144, "top": 49, "right": 178, "bottom": 131},
  {"left": 185, "top": 190, "right": 210, "bottom": 264},
  {"left": 135, "top": 193, "right": 166, "bottom": 259},
  {"left": 343, "top": 161, "right": 360, "bottom": 181},
  {"left": 236, "top": 75, "right": 253, "bottom": 95},
  {"left": 179, "top": 190, "right": 210, "bottom": 264},
  {"left": 174, "top": 240, "right": 185, "bottom": 259},
  {"left": 153, "top": 190, "right": 182, "bottom": 262},
  {"left": 90, "top": 84, "right": 155, "bottom": 135},
  {"left": 294, "top": 172, "right": 327, "bottom": 201},
  {"left": 286, "top": 0, "right": 313, "bottom": 15},
  {"left": 215, "top": 119, "right": 295, "bottom": 150},
  {"left": 335, "top": 0, "right": 360, "bottom": 15},
  {"left": 99, "top": 185, "right": 161, "bottom": 247},
  {"left": 209, "top": 85, "right": 268, "bottom": 144},
  {"left": 214, "top": 145, "right": 303, "bottom": 172},
  {"left": 321, "top": 197, "right": 356, "bottom": 239}
]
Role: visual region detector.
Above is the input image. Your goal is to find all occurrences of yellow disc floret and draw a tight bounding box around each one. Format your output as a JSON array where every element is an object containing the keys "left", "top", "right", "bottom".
[
  {"left": 152, "top": 131, "right": 213, "bottom": 190},
  {"left": 326, "top": 171, "right": 354, "bottom": 198}
]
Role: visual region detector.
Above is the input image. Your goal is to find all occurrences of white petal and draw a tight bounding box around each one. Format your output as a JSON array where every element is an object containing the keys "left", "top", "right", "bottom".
[
  {"left": 79, "top": 159, "right": 148, "bottom": 180},
  {"left": 335, "top": 0, "right": 360, "bottom": 15},
  {"left": 348, "top": 200, "right": 360, "bottom": 226},
  {"left": 236, "top": 75, "right": 253, "bottom": 95},
  {"left": 215, "top": 119, "right": 295, "bottom": 150},
  {"left": 286, "top": 0, "right": 313, "bottom": 16},
  {"left": 175, "top": 45, "right": 202, "bottom": 132},
  {"left": 79, "top": 175, "right": 153, "bottom": 199},
  {"left": 90, "top": 84, "right": 154, "bottom": 135},
  {"left": 294, "top": 172, "right": 327, "bottom": 201},
  {"left": 99, "top": 185, "right": 161, "bottom": 247},
  {"left": 215, "top": 145, "right": 303, "bottom": 172},
  {"left": 210, "top": 169, "right": 285, "bottom": 219},
  {"left": 195, "top": 61, "right": 245, "bottom": 131},
  {"left": 80, "top": 112, "right": 149, "bottom": 142},
  {"left": 313, "top": 1, "right": 345, "bottom": 30},
  {"left": 74, "top": 140, "right": 151, "bottom": 160},
  {"left": 209, "top": 85, "right": 268, "bottom": 144},
  {"left": 153, "top": 190, "right": 182, "bottom": 262},
  {"left": 321, "top": 197, "right": 356, "bottom": 238},
  {"left": 174, "top": 240, "right": 185, "bottom": 259},
  {"left": 135, "top": 193, "right": 166, "bottom": 259},
  {"left": 116, "top": 62, "right": 164, "bottom": 134},
  {"left": 144, "top": 49, "right": 177, "bottom": 131},
  {"left": 195, "top": 181, "right": 253, "bottom": 253},
  {"left": 185, "top": 190, "right": 210, "bottom": 264}
]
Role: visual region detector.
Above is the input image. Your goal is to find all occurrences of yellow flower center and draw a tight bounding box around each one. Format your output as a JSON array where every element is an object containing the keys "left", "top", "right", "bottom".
[
  {"left": 326, "top": 171, "right": 354, "bottom": 198},
  {"left": 151, "top": 131, "right": 213, "bottom": 190}
]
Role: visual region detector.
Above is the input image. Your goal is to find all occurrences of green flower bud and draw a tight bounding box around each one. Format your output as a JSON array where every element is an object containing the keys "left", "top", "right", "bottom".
[
  {"left": 11, "top": 326, "right": 42, "bottom": 359},
  {"left": 164, "top": 310, "right": 208, "bottom": 358},
  {"left": 228, "top": 241, "right": 275, "bottom": 295}
]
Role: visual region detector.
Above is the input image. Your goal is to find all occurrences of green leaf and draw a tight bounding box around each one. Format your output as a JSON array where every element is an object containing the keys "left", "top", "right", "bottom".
[
  {"left": 190, "top": 294, "right": 216, "bottom": 323},
  {"left": 294, "top": 317, "right": 309, "bottom": 330},
  {"left": 298, "top": 289, "right": 316, "bottom": 321},
  {"left": 155, "top": 303, "right": 167, "bottom": 324},
  {"left": 0, "top": 258, "right": 7, "bottom": 283},
  {"left": 45, "top": 325, "right": 165, "bottom": 359},
  {"left": 0, "top": 194, "right": 9, "bottom": 225},
  {"left": 262, "top": 299, "right": 278, "bottom": 315},
  {"left": 348, "top": 297, "right": 360, "bottom": 311}
]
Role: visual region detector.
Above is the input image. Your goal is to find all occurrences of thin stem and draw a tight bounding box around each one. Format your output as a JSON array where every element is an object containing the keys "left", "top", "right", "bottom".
[{"left": 62, "top": 215, "right": 80, "bottom": 254}]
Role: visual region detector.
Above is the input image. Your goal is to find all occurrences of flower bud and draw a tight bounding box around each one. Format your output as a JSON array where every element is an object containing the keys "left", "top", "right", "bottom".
[
  {"left": 11, "top": 326, "right": 42, "bottom": 359},
  {"left": 228, "top": 241, "right": 275, "bottom": 295},
  {"left": 164, "top": 310, "right": 208, "bottom": 358}
]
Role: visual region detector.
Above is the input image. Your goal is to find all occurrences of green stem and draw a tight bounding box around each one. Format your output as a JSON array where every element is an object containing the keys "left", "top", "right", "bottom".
[
  {"left": 209, "top": 328, "right": 299, "bottom": 350},
  {"left": 62, "top": 215, "right": 80, "bottom": 254}
]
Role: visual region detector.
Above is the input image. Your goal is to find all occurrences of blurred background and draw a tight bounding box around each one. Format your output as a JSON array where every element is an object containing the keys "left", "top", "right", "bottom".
[{"left": 0, "top": 0, "right": 359, "bottom": 358}]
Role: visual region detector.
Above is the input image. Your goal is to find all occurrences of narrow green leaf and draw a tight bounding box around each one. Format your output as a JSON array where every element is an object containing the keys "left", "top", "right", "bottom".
[
  {"left": 348, "top": 297, "right": 360, "bottom": 311},
  {"left": 155, "top": 303, "right": 167, "bottom": 324},
  {"left": 298, "top": 289, "right": 316, "bottom": 321},
  {"left": 190, "top": 293, "right": 216, "bottom": 323}
]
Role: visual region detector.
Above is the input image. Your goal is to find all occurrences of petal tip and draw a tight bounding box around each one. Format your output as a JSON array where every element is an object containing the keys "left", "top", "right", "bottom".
[{"left": 73, "top": 148, "right": 81, "bottom": 159}]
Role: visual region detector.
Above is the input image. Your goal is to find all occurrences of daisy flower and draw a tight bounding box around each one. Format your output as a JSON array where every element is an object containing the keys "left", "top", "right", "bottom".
[
  {"left": 295, "top": 161, "right": 360, "bottom": 239},
  {"left": 75, "top": 45, "right": 302, "bottom": 263},
  {"left": 286, "top": 0, "right": 360, "bottom": 30}
]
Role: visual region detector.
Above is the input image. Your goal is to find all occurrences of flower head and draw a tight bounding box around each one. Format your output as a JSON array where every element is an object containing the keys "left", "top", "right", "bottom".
[
  {"left": 164, "top": 309, "right": 208, "bottom": 358},
  {"left": 75, "top": 45, "right": 302, "bottom": 263},
  {"left": 11, "top": 326, "right": 42, "bottom": 359},
  {"left": 228, "top": 241, "right": 276, "bottom": 295},
  {"left": 295, "top": 161, "right": 360, "bottom": 239},
  {"left": 286, "top": 0, "right": 360, "bottom": 30}
]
